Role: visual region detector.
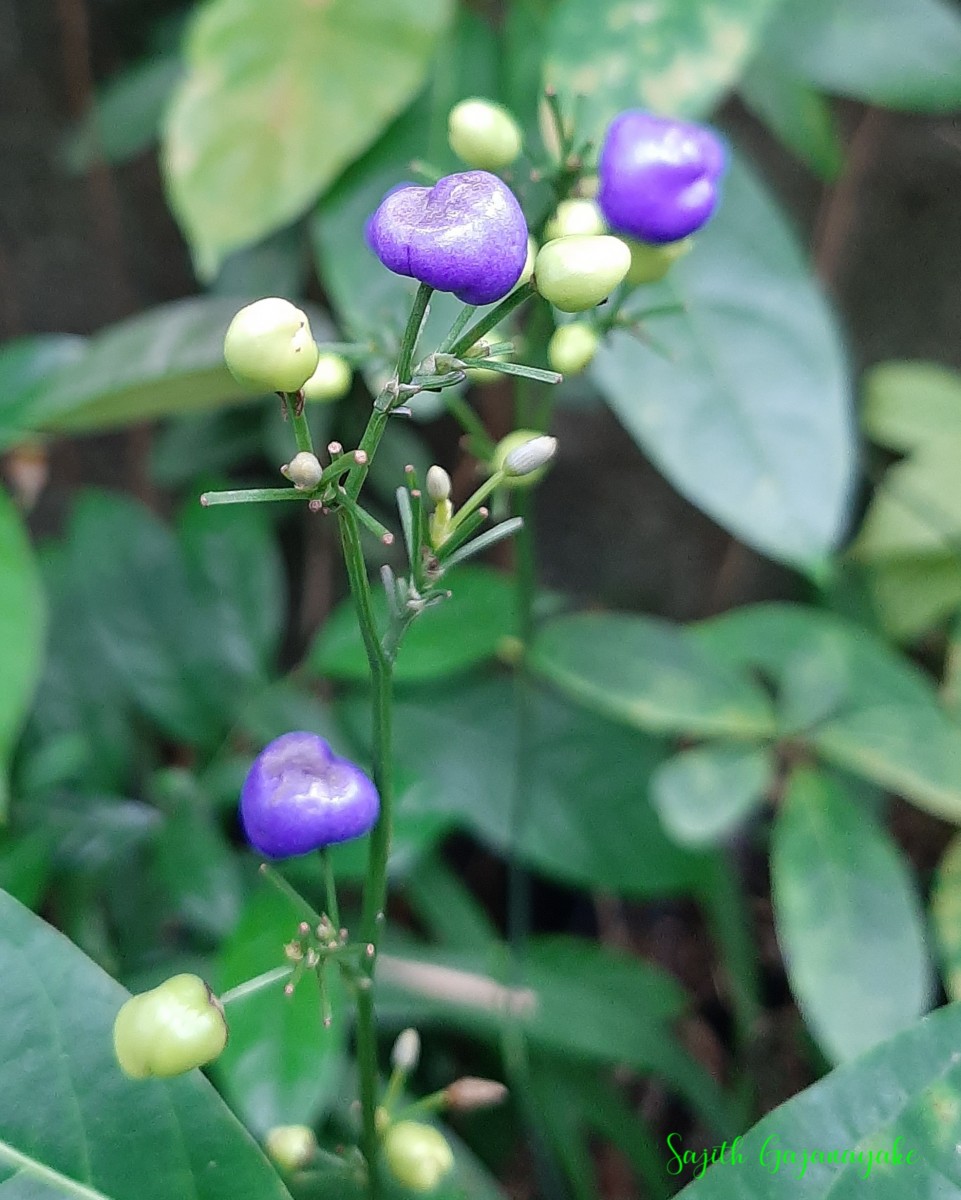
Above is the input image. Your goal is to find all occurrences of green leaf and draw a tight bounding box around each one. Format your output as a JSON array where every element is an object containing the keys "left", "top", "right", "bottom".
[
  {"left": 677, "top": 1004, "right": 961, "bottom": 1199},
  {"left": 340, "top": 673, "right": 704, "bottom": 895},
  {"left": 771, "top": 767, "right": 932, "bottom": 1064},
  {"left": 0, "top": 335, "right": 86, "bottom": 450},
  {"left": 214, "top": 886, "right": 346, "bottom": 1135},
  {"left": 860, "top": 556, "right": 961, "bottom": 643},
  {"left": 309, "top": 566, "right": 516, "bottom": 683},
  {"left": 62, "top": 56, "right": 182, "bottom": 172},
  {"left": 739, "top": 57, "right": 842, "bottom": 179},
  {"left": 163, "top": 0, "right": 453, "bottom": 278},
  {"left": 862, "top": 361, "right": 961, "bottom": 453},
  {"left": 21, "top": 298, "right": 332, "bottom": 432},
  {"left": 530, "top": 612, "right": 775, "bottom": 739},
  {"left": 931, "top": 832, "right": 961, "bottom": 1001},
  {"left": 651, "top": 744, "right": 773, "bottom": 846},
  {"left": 593, "top": 154, "right": 854, "bottom": 570},
  {"left": 0, "top": 829, "right": 53, "bottom": 910},
  {"left": 0, "top": 490, "right": 45, "bottom": 819},
  {"left": 0, "top": 888, "right": 292, "bottom": 1200},
  {"left": 543, "top": 0, "right": 783, "bottom": 142},
  {"left": 381, "top": 935, "right": 733, "bottom": 1134},
  {"left": 692, "top": 603, "right": 961, "bottom": 822},
  {"left": 760, "top": 0, "right": 961, "bottom": 113}
]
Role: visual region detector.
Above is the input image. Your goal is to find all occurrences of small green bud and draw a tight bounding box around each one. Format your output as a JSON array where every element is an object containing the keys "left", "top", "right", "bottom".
[
  {"left": 383, "top": 1121, "right": 455, "bottom": 1193},
  {"left": 265, "top": 1125, "right": 317, "bottom": 1173},
  {"left": 448, "top": 98, "right": 523, "bottom": 170},
  {"left": 391, "top": 1027, "right": 421, "bottom": 1072},
  {"left": 282, "top": 451, "right": 324, "bottom": 490},
  {"left": 223, "top": 298, "right": 320, "bottom": 393},
  {"left": 534, "top": 236, "right": 631, "bottom": 313},
  {"left": 492, "top": 430, "right": 557, "bottom": 489},
  {"left": 113, "top": 974, "right": 228, "bottom": 1080},
  {"left": 303, "top": 352, "right": 353, "bottom": 402},
  {"left": 547, "top": 323, "right": 599, "bottom": 375},
  {"left": 444, "top": 1077, "right": 509, "bottom": 1112},
  {"left": 544, "top": 199, "right": 606, "bottom": 242},
  {"left": 624, "top": 236, "right": 692, "bottom": 286}
]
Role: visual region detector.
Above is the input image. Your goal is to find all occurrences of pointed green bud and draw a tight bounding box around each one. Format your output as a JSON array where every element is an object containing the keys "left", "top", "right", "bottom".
[
  {"left": 223, "top": 298, "right": 320, "bottom": 392},
  {"left": 534, "top": 235, "right": 631, "bottom": 312},
  {"left": 448, "top": 98, "right": 523, "bottom": 170},
  {"left": 384, "top": 1121, "right": 454, "bottom": 1192},
  {"left": 391, "top": 1027, "right": 421, "bottom": 1072},
  {"left": 548, "top": 323, "right": 599, "bottom": 375},
  {"left": 425, "top": 467, "right": 452, "bottom": 503},
  {"left": 303, "top": 352, "right": 353, "bottom": 402},
  {"left": 492, "top": 430, "right": 557, "bottom": 489},
  {"left": 444, "top": 1077, "right": 509, "bottom": 1112}
]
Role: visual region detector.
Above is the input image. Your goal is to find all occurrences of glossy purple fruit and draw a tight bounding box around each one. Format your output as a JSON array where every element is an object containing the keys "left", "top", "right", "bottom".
[
  {"left": 240, "top": 732, "right": 379, "bottom": 859},
  {"left": 366, "top": 171, "right": 529, "bottom": 305},
  {"left": 597, "top": 111, "right": 726, "bottom": 244}
]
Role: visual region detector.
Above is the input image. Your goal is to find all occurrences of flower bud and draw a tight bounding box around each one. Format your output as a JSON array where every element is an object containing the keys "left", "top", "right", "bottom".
[
  {"left": 492, "top": 430, "right": 557, "bottom": 490},
  {"left": 448, "top": 98, "right": 523, "bottom": 171},
  {"left": 113, "top": 974, "right": 228, "bottom": 1079},
  {"left": 624, "top": 236, "right": 692, "bottom": 286},
  {"left": 534, "top": 236, "right": 631, "bottom": 313},
  {"left": 391, "top": 1027, "right": 421, "bottom": 1072},
  {"left": 544, "top": 199, "right": 606, "bottom": 242},
  {"left": 282, "top": 451, "right": 324, "bottom": 490},
  {"left": 383, "top": 1122, "right": 454, "bottom": 1193},
  {"left": 547, "top": 323, "right": 598, "bottom": 375},
  {"left": 303, "top": 352, "right": 353, "bottom": 403},
  {"left": 425, "top": 467, "right": 452, "bottom": 503},
  {"left": 265, "top": 1125, "right": 317, "bottom": 1173},
  {"left": 444, "top": 1077, "right": 509, "bottom": 1112},
  {"left": 224, "top": 298, "right": 320, "bottom": 393}
]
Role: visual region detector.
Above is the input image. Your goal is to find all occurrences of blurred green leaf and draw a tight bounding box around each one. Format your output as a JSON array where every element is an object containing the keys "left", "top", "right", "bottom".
[
  {"left": 0, "top": 335, "right": 85, "bottom": 450},
  {"left": 310, "top": 567, "right": 516, "bottom": 683},
  {"left": 677, "top": 1000, "right": 961, "bottom": 1198},
  {"left": 693, "top": 604, "right": 961, "bottom": 822},
  {"left": 63, "top": 56, "right": 181, "bottom": 172},
  {"left": 530, "top": 612, "right": 776, "bottom": 739},
  {"left": 0, "top": 889, "right": 292, "bottom": 1200},
  {"left": 341, "top": 673, "right": 704, "bottom": 894},
  {"left": 381, "top": 935, "right": 733, "bottom": 1134},
  {"left": 214, "top": 886, "right": 346, "bottom": 1135},
  {"left": 771, "top": 767, "right": 932, "bottom": 1064},
  {"left": 761, "top": 0, "right": 961, "bottom": 112},
  {"left": 651, "top": 743, "right": 773, "bottom": 846},
  {"left": 543, "top": 0, "right": 782, "bottom": 142},
  {"left": 740, "top": 57, "right": 843, "bottom": 178},
  {"left": 932, "top": 832, "right": 961, "bottom": 1002},
  {"left": 163, "top": 0, "right": 453, "bottom": 278},
  {"left": 209, "top": 222, "right": 310, "bottom": 300},
  {"left": 592, "top": 155, "right": 854, "bottom": 570},
  {"left": 862, "top": 361, "right": 961, "bottom": 452},
  {"left": 0, "top": 829, "right": 53, "bottom": 910},
  {"left": 0, "top": 490, "right": 45, "bottom": 819}
]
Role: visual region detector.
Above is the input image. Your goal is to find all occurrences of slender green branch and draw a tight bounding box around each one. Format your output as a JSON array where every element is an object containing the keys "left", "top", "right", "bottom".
[
  {"left": 200, "top": 487, "right": 308, "bottom": 507},
  {"left": 437, "top": 304, "right": 477, "bottom": 353},
  {"left": 220, "top": 965, "right": 294, "bottom": 1007},
  {"left": 259, "top": 863, "right": 324, "bottom": 925},
  {"left": 284, "top": 394, "right": 315, "bottom": 454},
  {"left": 321, "top": 849, "right": 340, "bottom": 931},
  {"left": 397, "top": 283, "right": 434, "bottom": 385},
  {"left": 449, "top": 283, "right": 535, "bottom": 359}
]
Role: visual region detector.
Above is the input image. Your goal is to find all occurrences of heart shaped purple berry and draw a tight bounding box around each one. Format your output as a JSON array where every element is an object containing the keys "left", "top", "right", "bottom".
[
  {"left": 366, "top": 171, "right": 529, "bottom": 305},
  {"left": 240, "top": 731, "right": 379, "bottom": 859},
  {"left": 597, "top": 111, "right": 726, "bottom": 244}
]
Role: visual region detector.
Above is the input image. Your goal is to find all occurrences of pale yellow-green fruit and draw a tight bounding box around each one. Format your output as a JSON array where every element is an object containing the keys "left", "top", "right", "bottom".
[
  {"left": 624, "top": 236, "right": 693, "bottom": 286},
  {"left": 547, "top": 323, "right": 599, "bottom": 375},
  {"left": 303, "top": 352, "right": 353, "bottom": 402},
  {"left": 491, "top": 429, "right": 556, "bottom": 490},
  {"left": 265, "top": 1125, "right": 317, "bottom": 1173},
  {"left": 224, "top": 298, "right": 319, "bottom": 393},
  {"left": 113, "top": 974, "right": 228, "bottom": 1080},
  {"left": 383, "top": 1121, "right": 455, "bottom": 1192},
  {"left": 544, "top": 198, "right": 606, "bottom": 242},
  {"left": 448, "top": 98, "right": 523, "bottom": 170},
  {"left": 534, "top": 236, "right": 631, "bottom": 313},
  {"left": 513, "top": 236, "right": 537, "bottom": 291}
]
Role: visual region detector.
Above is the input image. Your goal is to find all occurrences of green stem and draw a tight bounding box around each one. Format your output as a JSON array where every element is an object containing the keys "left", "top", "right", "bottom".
[
  {"left": 437, "top": 304, "right": 477, "bottom": 353},
  {"left": 219, "top": 965, "right": 293, "bottom": 1007},
  {"left": 200, "top": 487, "right": 308, "bottom": 507},
  {"left": 284, "top": 394, "right": 315, "bottom": 454},
  {"left": 396, "top": 283, "right": 433, "bottom": 386},
  {"left": 321, "top": 849, "right": 340, "bottom": 931},
  {"left": 449, "top": 283, "right": 535, "bottom": 359},
  {"left": 259, "top": 863, "right": 324, "bottom": 925},
  {"left": 339, "top": 506, "right": 395, "bottom": 1200},
  {"left": 446, "top": 471, "right": 504, "bottom": 533}
]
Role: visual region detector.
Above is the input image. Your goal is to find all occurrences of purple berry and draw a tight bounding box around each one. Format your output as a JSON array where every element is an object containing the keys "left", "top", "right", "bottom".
[
  {"left": 240, "top": 732, "right": 379, "bottom": 859},
  {"left": 597, "top": 111, "right": 726, "bottom": 244},
  {"left": 365, "top": 171, "right": 529, "bottom": 305}
]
